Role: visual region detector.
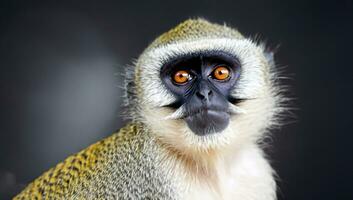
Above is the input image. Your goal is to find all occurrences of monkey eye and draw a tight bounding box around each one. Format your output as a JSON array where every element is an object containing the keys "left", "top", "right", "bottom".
[
  {"left": 172, "top": 70, "right": 193, "bottom": 85},
  {"left": 211, "top": 65, "right": 231, "bottom": 81}
]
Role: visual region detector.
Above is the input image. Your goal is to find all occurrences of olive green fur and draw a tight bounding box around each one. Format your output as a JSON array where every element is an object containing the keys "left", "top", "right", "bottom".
[{"left": 14, "top": 123, "right": 177, "bottom": 199}]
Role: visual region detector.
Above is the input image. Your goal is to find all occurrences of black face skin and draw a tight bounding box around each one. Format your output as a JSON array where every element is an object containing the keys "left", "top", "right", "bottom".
[{"left": 160, "top": 51, "right": 241, "bottom": 136}]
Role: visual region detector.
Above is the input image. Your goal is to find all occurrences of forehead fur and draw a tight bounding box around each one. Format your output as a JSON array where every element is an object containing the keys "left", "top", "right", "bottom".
[{"left": 148, "top": 18, "right": 244, "bottom": 48}]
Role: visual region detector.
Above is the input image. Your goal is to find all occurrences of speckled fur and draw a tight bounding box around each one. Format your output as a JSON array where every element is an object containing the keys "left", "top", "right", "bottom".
[{"left": 14, "top": 123, "right": 180, "bottom": 199}]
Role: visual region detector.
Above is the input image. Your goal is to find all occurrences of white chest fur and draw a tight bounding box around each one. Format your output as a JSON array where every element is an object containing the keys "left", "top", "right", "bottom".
[{"left": 183, "top": 146, "right": 276, "bottom": 200}]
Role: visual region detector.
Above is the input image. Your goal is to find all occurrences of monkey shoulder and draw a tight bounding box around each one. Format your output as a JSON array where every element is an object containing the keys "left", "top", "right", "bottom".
[{"left": 13, "top": 122, "right": 173, "bottom": 199}]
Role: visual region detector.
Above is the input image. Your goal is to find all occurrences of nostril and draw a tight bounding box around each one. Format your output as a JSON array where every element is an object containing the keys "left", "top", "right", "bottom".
[
  {"left": 196, "top": 92, "right": 205, "bottom": 100},
  {"left": 208, "top": 90, "right": 212, "bottom": 96}
]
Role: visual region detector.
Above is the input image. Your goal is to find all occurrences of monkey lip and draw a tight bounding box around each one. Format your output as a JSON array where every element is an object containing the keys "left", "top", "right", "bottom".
[
  {"left": 185, "top": 108, "right": 230, "bottom": 118},
  {"left": 185, "top": 108, "right": 230, "bottom": 136}
]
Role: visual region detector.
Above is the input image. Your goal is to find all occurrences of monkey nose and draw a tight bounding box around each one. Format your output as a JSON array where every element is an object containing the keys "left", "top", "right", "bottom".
[{"left": 196, "top": 88, "right": 213, "bottom": 102}]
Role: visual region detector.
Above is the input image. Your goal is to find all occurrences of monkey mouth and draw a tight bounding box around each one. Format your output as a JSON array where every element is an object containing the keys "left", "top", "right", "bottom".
[
  {"left": 185, "top": 108, "right": 229, "bottom": 118},
  {"left": 185, "top": 108, "right": 230, "bottom": 136}
]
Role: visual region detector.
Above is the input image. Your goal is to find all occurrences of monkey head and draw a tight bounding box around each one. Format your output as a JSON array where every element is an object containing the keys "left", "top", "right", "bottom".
[{"left": 125, "top": 19, "right": 284, "bottom": 154}]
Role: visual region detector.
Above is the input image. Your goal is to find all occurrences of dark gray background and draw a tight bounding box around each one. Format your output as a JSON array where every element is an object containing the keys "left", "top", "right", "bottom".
[{"left": 0, "top": 0, "right": 352, "bottom": 199}]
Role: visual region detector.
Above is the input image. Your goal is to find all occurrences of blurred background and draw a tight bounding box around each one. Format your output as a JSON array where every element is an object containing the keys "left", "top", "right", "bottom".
[{"left": 0, "top": 0, "right": 352, "bottom": 199}]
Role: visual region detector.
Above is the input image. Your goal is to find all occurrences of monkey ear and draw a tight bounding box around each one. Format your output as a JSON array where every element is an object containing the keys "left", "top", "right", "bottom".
[
  {"left": 263, "top": 44, "right": 279, "bottom": 67},
  {"left": 264, "top": 50, "right": 275, "bottom": 67}
]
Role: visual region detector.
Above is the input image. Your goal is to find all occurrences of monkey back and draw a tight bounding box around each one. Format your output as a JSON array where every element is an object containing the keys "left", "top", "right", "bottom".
[{"left": 14, "top": 123, "right": 178, "bottom": 199}]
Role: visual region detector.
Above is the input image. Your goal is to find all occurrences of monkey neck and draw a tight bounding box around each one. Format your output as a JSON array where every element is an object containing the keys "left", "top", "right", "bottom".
[
  {"left": 154, "top": 136, "right": 231, "bottom": 193},
  {"left": 138, "top": 120, "right": 249, "bottom": 192}
]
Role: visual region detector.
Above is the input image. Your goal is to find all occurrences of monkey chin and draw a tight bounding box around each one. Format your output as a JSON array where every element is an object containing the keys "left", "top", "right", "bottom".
[
  {"left": 143, "top": 106, "right": 244, "bottom": 155},
  {"left": 185, "top": 109, "right": 230, "bottom": 136}
]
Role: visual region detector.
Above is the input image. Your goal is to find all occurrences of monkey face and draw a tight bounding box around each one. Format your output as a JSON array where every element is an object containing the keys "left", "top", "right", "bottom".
[
  {"left": 160, "top": 52, "right": 242, "bottom": 136},
  {"left": 129, "top": 37, "right": 280, "bottom": 152}
]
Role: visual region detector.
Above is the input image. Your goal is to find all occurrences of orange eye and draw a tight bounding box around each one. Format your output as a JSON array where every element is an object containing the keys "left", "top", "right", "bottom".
[
  {"left": 213, "top": 66, "right": 230, "bottom": 81},
  {"left": 173, "top": 70, "right": 191, "bottom": 84}
]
